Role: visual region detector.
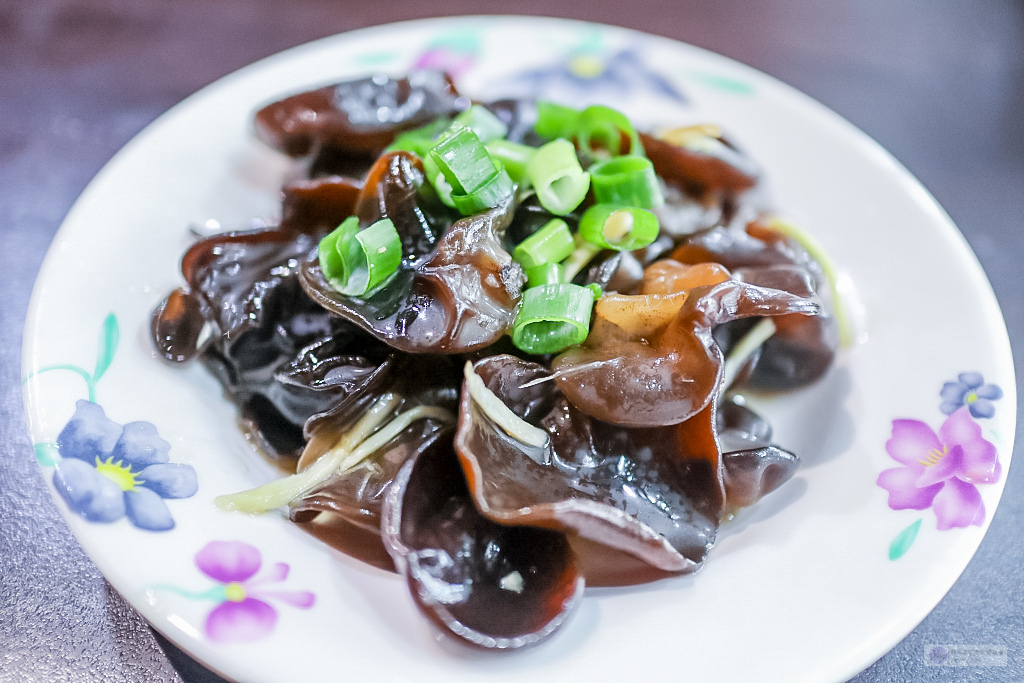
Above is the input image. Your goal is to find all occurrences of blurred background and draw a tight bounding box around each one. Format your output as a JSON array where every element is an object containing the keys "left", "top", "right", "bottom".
[{"left": 1, "top": 1, "right": 1022, "bottom": 681}]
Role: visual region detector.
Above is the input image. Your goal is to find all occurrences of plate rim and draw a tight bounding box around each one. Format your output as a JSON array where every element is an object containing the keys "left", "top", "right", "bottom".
[{"left": 21, "top": 14, "right": 1017, "bottom": 683}]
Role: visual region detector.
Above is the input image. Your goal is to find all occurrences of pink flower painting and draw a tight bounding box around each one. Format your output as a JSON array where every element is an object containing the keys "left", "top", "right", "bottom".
[
  {"left": 197, "top": 541, "right": 315, "bottom": 642},
  {"left": 878, "top": 407, "right": 1000, "bottom": 530},
  {"left": 157, "top": 541, "right": 316, "bottom": 643}
]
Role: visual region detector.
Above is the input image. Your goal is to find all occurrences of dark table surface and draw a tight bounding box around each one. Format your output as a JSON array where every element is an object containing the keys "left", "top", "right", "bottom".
[{"left": 2, "top": 1, "right": 1022, "bottom": 681}]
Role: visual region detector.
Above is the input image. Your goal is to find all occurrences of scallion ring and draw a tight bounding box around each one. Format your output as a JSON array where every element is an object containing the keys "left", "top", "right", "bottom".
[
  {"left": 589, "top": 155, "right": 664, "bottom": 208},
  {"left": 534, "top": 101, "right": 581, "bottom": 140},
  {"left": 485, "top": 139, "right": 536, "bottom": 184},
  {"left": 450, "top": 163, "right": 514, "bottom": 215},
  {"left": 512, "top": 283, "right": 595, "bottom": 355},
  {"left": 429, "top": 126, "right": 497, "bottom": 195},
  {"left": 577, "top": 105, "right": 643, "bottom": 157},
  {"left": 579, "top": 204, "right": 660, "bottom": 251},
  {"left": 451, "top": 104, "right": 509, "bottom": 143},
  {"left": 526, "top": 138, "right": 590, "bottom": 215},
  {"left": 513, "top": 218, "right": 575, "bottom": 269},
  {"left": 319, "top": 217, "right": 402, "bottom": 297}
]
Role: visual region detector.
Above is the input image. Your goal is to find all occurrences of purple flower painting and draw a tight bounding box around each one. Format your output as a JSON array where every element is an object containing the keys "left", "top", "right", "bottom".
[
  {"left": 940, "top": 372, "right": 1003, "bottom": 419},
  {"left": 52, "top": 400, "right": 198, "bottom": 531},
  {"left": 193, "top": 541, "right": 315, "bottom": 643},
  {"left": 878, "top": 407, "right": 1000, "bottom": 530},
  {"left": 411, "top": 31, "right": 479, "bottom": 79}
]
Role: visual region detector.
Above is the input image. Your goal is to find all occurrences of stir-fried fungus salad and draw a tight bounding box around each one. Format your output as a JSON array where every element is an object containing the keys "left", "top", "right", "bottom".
[{"left": 151, "top": 71, "right": 840, "bottom": 649}]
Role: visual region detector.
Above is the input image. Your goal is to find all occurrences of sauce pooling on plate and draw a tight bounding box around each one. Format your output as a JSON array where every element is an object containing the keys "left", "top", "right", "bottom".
[{"left": 151, "top": 70, "right": 839, "bottom": 649}]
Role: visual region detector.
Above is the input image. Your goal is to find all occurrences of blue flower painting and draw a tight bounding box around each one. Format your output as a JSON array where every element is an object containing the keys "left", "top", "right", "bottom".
[
  {"left": 52, "top": 400, "right": 198, "bottom": 531},
  {"left": 940, "top": 372, "right": 1003, "bottom": 419},
  {"left": 497, "top": 28, "right": 687, "bottom": 106},
  {"left": 505, "top": 47, "right": 687, "bottom": 105}
]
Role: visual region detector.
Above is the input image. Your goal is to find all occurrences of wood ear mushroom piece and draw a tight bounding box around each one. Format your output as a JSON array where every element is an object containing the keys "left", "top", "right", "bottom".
[
  {"left": 151, "top": 224, "right": 393, "bottom": 463},
  {"left": 255, "top": 71, "right": 462, "bottom": 161},
  {"left": 291, "top": 356, "right": 463, "bottom": 530},
  {"left": 381, "top": 429, "right": 583, "bottom": 649},
  {"left": 717, "top": 396, "right": 801, "bottom": 508},
  {"left": 300, "top": 185, "right": 525, "bottom": 354},
  {"left": 454, "top": 355, "right": 727, "bottom": 574},
  {"left": 673, "top": 224, "right": 840, "bottom": 390},
  {"left": 552, "top": 278, "right": 821, "bottom": 427}
]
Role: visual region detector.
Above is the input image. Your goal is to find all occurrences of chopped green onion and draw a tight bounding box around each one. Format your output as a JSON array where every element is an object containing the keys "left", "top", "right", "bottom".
[
  {"left": 586, "top": 283, "right": 603, "bottom": 300},
  {"left": 485, "top": 139, "right": 535, "bottom": 183},
  {"left": 589, "top": 156, "right": 664, "bottom": 208},
  {"left": 429, "top": 127, "right": 497, "bottom": 195},
  {"left": 579, "top": 204, "right": 659, "bottom": 251},
  {"left": 450, "top": 163, "right": 514, "bottom": 215},
  {"left": 452, "top": 104, "right": 509, "bottom": 143},
  {"left": 356, "top": 219, "right": 402, "bottom": 293},
  {"left": 318, "top": 216, "right": 359, "bottom": 285},
  {"left": 577, "top": 105, "right": 643, "bottom": 157},
  {"left": 526, "top": 139, "right": 590, "bottom": 215},
  {"left": 423, "top": 153, "right": 456, "bottom": 208},
  {"left": 319, "top": 217, "right": 402, "bottom": 297},
  {"left": 513, "top": 218, "right": 575, "bottom": 269},
  {"left": 525, "top": 263, "right": 563, "bottom": 288},
  {"left": 386, "top": 118, "right": 451, "bottom": 156},
  {"left": 535, "top": 101, "right": 581, "bottom": 140},
  {"left": 429, "top": 126, "right": 514, "bottom": 215},
  {"left": 512, "top": 283, "right": 595, "bottom": 354}
]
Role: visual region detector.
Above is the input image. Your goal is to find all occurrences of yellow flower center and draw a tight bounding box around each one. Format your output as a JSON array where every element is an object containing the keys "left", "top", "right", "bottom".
[
  {"left": 224, "top": 582, "right": 246, "bottom": 602},
  {"left": 966, "top": 391, "right": 978, "bottom": 404},
  {"left": 94, "top": 457, "right": 140, "bottom": 491},
  {"left": 569, "top": 55, "right": 604, "bottom": 79},
  {"left": 917, "top": 444, "right": 948, "bottom": 467}
]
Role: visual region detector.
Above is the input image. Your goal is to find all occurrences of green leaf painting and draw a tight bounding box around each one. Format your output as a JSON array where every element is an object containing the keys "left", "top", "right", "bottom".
[
  {"left": 25, "top": 313, "right": 120, "bottom": 465},
  {"left": 889, "top": 519, "right": 922, "bottom": 561},
  {"left": 25, "top": 312, "right": 119, "bottom": 403},
  {"left": 686, "top": 71, "right": 755, "bottom": 95},
  {"left": 34, "top": 443, "right": 60, "bottom": 467},
  {"left": 93, "top": 313, "right": 119, "bottom": 383}
]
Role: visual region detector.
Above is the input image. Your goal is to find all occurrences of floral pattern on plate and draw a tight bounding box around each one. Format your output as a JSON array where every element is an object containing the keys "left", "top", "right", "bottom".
[
  {"left": 940, "top": 372, "right": 1003, "bottom": 419},
  {"left": 412, "top": 29, "right": 480, "bottom": 78},
  {"left": 498, "top": 28, "right": 688, "bottom": 103},
  {"left": 27, "top": 313, "right": 198, "bottom": 530},
  {"left": 881, "top": 372, "right": 1003, "bottom": 560},
  {"left": 18, "top": 16, "right": 1016, "bottom": 681},
  {"left": 52, "top": 400, "right": 198, "bottom": 530},
  {"left": 153, "top": 541, "right": 316, "bottom": 643}
]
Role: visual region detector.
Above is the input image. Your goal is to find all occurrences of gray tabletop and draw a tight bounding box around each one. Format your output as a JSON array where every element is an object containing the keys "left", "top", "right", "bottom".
[{"left": 2, "top": 2, "right": 1022, "bottom": 681}]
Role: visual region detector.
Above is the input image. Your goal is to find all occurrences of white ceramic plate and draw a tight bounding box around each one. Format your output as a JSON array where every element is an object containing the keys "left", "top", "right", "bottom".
[{"left": 22, "top": 16, "right": 1016, "bottom": 683}]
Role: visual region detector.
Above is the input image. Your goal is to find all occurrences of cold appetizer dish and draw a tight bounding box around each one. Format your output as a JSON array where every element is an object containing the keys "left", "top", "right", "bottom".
[{"left": 151, "top": 71, "right": 840, "bottom": 649}]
